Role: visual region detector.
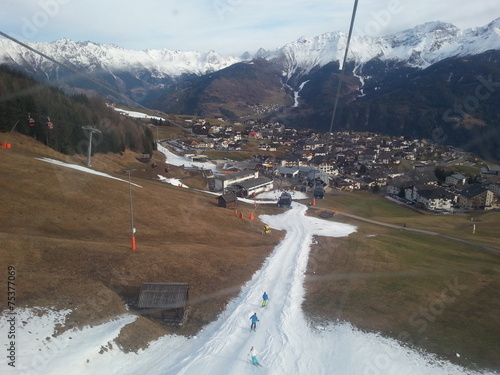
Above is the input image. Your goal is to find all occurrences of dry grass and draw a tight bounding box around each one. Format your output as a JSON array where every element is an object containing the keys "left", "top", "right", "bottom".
[
  {"left": 314, "top": 191, "right": 500, "bottom": 249},
  {"left": 304, "top": 199, "right": 500, "bottom": 371},
  {"left": 0, "top": 132, "right": 283, "bottom": 350},
  {"left": 1, "top": 132, "right": 499, "bottom": 371}
]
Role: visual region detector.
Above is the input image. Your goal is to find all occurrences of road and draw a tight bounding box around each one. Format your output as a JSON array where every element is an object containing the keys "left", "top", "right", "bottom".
[{"left": 328, "top": 209, "right": 500, "bottom": 255}]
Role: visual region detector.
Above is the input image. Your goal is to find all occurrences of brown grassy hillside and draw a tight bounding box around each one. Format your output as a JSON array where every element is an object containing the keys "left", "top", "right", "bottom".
[
  {"left": 2, "top": 132, "right": 499, "bottom": 370},
  {"left": 0, "top": 132, "right": 283, "bottom": 350},
  {"left": 304, "top": 193, "right": 500, "bottom": 370}
]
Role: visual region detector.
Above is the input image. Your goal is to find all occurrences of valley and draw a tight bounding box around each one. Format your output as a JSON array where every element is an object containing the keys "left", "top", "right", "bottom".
[{"left": 1, "top": 13, "right": 499, "bottom": 373}]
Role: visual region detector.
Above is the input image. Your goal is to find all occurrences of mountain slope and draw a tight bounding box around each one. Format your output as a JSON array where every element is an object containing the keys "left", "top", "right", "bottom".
[
  {"left": 2, "top": 134, "right": 500, "bottom": 373},
  {"left": 152, "top": 58, "right": 293, "bottom": 118},
  {"left": 261, "top": 18, "right": 500, "bottom": 79},
  {"left": 1, "top": 18, "right": 498, "bottom": 104},
  {"left": 0, "top": 131, "right": 282, "bottom": 344},
  {"left": 0, "top": 65, "right": 154, "bottom": 156},
  {"left": 1, "top": 18, "right": 499, "bottom": 160},
  {"left": 0, "top": 38, "right": 242, "bottom": 104}
]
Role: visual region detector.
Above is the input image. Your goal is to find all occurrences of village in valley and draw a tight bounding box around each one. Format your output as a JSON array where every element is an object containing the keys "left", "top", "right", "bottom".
[{"left": 146, "top": 114, "right": 500, "bottom": 214}]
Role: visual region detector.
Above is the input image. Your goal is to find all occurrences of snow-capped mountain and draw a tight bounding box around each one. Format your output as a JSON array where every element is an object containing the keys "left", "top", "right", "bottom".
[
  {"left": 1, "top": 18, "right": 499, "bottom": 160},
  {"left": 263, "top": 18, "right": 500, "bottom": 78},
  {"left": 0, "top": 18, "right": 498, "bottom": 99},
  {"left": 0, "top": 38, "right": 244, "bottom": 104},
  {"left": 0, "top": 38, "right": 241, "bottom": 78}
]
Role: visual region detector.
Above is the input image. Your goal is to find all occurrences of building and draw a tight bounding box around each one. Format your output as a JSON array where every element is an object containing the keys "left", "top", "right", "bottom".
[
  {"left": 229, "top": 176, "right": 274, "bottom": 197},
  {"left": 458, "top": 184, "right": 494, "bottom": 210},
  {"left": 137, "top": 283, "right": 190, "bottom": 325},
  {"left": 217, "top": 193, "right": 238, "bottom": 208},
  {"left": 446, "top": 173, "right": 467, "bottom": 186},
  {"left": 415, "top": 187, "right": 454, "bottom": 212},
  {"left": 212, "top": 169, "right": 259, "bottom": 192}
]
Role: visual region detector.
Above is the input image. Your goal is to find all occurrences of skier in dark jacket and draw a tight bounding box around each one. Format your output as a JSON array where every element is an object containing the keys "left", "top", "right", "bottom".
[
  {"left": 262, "top": 292, "right": 269, "bottom": 307},
  {"left": 250, "top": 313, "right": 259, "bottom": 331}
]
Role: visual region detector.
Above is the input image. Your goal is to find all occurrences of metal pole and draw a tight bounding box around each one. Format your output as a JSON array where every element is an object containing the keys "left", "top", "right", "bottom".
[
  {"left": 87, "top": 130, "right": 93, "bottom": 167},
  {"left": 127, "top": 170, "right": 136, "bottom": 250},
  {"left": 82, "top": 126, "right": 101, "bottom": 167}
]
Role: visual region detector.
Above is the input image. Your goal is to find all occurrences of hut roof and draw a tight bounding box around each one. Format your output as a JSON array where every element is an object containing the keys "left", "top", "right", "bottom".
[
  {"left": 138, "top": 282, "right": 189, "bottom": 309},
  {"left": 219, "top": 193, "right": 237, "bottom": 203},
  {"left": 235, "top": 176, "right": 273, "bottom": 189},
  {"left": 217, "top": 169, "right": 256, "bottom": 181}
]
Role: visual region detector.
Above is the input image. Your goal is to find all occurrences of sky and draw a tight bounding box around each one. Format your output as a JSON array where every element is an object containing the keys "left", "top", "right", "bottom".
[
  {"left": 1, "top": 0, "right": 499, "bottom": 55},
  {"left": 1, "top": 150, "right": 498, "bottom": 375}
]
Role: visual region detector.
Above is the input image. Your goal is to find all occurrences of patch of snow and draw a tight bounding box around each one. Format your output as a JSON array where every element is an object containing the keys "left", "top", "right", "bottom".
[
  {"left": 35, "top": 158, "right": 142, "bottom": 187},
  {"left": 1, "top": 202, "right": 495, "bottom": 374},
  {"left": 112, "top": 107, "right": 165, "bottom": 121},
  {"left": 293, "top": 80, "right": 310, "bottom": 107},
  {"left": 156, "top": 143, "right": 218, "bottom": 173},
  {"left": 157, "top": 175, "right": 188, "bottom": 188}
]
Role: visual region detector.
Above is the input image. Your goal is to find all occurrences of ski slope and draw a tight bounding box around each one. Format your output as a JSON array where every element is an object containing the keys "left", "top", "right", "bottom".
[
  {"left": 1, "top": 151, "right": 498, "bottom": 374},
  {"left": 2, "top": 202, "right": 497, "bottom": 375},
  {"left": 163, "top": 203, "right": 357, "bottom": 374}
]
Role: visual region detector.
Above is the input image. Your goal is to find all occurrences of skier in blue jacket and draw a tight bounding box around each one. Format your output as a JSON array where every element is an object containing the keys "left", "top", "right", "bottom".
[
  {"left": 250, "top": 313, "right": 259, "bottom": 331},
  {"left": 262, "top": 292, "right": 269, "bottom": 307}
]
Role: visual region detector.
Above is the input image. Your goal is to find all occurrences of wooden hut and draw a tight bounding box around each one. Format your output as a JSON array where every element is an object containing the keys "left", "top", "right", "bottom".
[
  {"left": 137, "top": 283, "right": 190, "bottom": 325},
  {"left": 217, "top": 193, "right": 237, "bottom": 208}
]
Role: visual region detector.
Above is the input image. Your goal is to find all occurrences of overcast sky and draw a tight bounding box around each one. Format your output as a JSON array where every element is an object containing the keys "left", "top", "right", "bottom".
[{"left": 2, "top": 0, "right": 499, "bottom": 55}]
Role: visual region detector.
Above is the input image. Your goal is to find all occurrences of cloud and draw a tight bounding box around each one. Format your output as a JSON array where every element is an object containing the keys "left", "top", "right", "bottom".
[{"left": 1, "top": 0, "right": 498, "bottom": 55}]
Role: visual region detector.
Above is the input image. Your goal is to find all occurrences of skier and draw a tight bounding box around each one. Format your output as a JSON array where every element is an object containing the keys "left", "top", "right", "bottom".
[
  {"left": 248, "top": 346, "right": 260, "bottom": 366},
  {"left": 250, "top": 313, "right": 259, "bottom": 331},
  {"left": 262, "top": 292, "right": 269, "bottom": 307}
]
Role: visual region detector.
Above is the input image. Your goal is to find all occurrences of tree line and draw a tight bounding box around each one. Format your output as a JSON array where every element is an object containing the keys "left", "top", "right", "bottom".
[{"left": 0, "top": 65, "right": 153, "bottom": 156}]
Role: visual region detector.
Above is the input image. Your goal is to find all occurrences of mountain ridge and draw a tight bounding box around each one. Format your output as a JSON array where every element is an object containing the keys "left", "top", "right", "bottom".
[
  {"left": 1, "top": 17, "right": 498, "bottom": 97},
  {"left": 1, "top": 18, "right": 499, "bottom": 160}
]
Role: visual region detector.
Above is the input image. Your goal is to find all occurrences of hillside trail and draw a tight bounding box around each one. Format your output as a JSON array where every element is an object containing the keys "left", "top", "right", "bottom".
[
  {"left": 122, "top": 201, "right": 488, "bottom": 375},
  {"left": 167, "top": 203, "right": 316, "bottom": 374},
  {"left": 143, "top": 202, "right": 356, "bottom": 375}
]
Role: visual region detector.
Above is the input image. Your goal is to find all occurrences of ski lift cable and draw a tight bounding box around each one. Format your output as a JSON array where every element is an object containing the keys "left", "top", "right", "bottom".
[
  {"left": 328, "top": 0, "right": 359, "bottom": 137},
  {"left": 0, "top": 30, "right": 183, "bottom": 130},
  {"left": 0, "top": 31, "right": 133, "bottom": 104}
]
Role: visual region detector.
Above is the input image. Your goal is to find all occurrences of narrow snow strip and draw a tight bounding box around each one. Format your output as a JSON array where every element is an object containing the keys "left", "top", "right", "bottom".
[
  {"left": 35, "top": 158, "right": 142, "bottom": 187},
  {"left": 111, "top": 106, "right": 165, "bottom": 121},
  {"left": 293, "top": 80, "right": 309, "bottom": 107},
  {"left": 157, "top": 175, "right": 188, "bottom": 188},
  {"left": 2, "top": 185, "right": 497, "bottom": 374},
  {"left": 156, "top": 143, "right": 218, "bottom": 172}
]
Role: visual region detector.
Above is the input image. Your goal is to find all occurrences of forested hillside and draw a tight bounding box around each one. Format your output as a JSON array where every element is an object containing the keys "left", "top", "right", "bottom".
[{"left": 0, "top": 65, "right": 154, "bottom": 156}]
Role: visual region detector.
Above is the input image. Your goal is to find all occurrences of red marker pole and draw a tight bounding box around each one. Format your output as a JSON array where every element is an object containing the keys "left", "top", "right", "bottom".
[{"left": 127, "top": 170, "right": 137, "bottom": 250}]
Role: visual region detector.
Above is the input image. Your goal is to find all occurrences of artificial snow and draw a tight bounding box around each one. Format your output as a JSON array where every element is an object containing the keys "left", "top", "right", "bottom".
[
  {"left": 35, "top": 158, "right": 142, "bottom": 187},
  {"left": 6, "top": 150, "right": 496, "bottom": 374},
  {"left": 112, "top": 107, "right": 165, "bottom": 122},
  {"left": 157, "top": 175, "right": 188, "bottom": 188},
  {"left": 2, "top": 201, "right": 497, "bottom": 374},
  {"left": 156, "top": 143, "right": 218, "bottom": 172}
]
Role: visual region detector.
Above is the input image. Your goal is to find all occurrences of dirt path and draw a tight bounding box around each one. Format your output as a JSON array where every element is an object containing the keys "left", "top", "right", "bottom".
[{"left": 331, "top": 210, "right": 500, "bottom": 255}]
